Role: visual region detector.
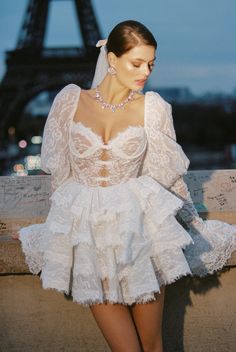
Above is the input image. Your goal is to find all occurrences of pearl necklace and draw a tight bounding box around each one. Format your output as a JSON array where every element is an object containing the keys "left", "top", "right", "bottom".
[{"left": 94, "top": 86, "right": 135, "bottom": 113}]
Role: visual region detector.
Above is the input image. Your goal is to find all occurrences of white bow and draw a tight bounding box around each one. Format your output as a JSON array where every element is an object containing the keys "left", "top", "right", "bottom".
[{"left": 96, "top": 39, "right": 108, "bottom": 48}]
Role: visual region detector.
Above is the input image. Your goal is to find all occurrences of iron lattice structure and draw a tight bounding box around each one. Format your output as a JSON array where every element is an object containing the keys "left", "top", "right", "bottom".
[{"left": 0, "top": 0, "right": 102, "bottom": 138}]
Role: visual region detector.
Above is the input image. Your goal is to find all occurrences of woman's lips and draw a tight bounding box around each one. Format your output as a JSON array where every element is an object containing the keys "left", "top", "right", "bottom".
[{"left": 135, "top": 79, "right": 147, "bottom": 86}]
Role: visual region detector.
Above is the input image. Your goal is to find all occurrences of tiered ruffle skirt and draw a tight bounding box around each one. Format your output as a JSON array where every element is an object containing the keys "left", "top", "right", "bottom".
[{"left": 19, "top": 175, "right": 236, "bottom": 305}]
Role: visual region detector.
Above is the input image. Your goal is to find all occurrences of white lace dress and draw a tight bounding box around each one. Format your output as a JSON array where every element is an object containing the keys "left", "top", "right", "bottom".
[{"left": 19, "top": 84, "right": 236, "bottom": 306}]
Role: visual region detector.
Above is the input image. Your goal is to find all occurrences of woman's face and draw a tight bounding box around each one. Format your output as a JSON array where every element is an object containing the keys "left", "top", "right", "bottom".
[{"left": 109, "top": 44, "right": 156, "bottom": 90}]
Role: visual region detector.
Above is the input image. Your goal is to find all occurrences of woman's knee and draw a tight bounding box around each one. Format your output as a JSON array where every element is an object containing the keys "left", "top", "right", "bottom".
[
  {"left": 90, "top": 303, "right": 142, "bottom": 352},
  {"left": 142, "top": 334, "right": 163, "bottom": 352}
]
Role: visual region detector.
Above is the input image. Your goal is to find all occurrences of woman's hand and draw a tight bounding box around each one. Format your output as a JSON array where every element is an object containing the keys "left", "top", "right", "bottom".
[{"left": 11, "top": 231, "right": 20, "bottom": 240}]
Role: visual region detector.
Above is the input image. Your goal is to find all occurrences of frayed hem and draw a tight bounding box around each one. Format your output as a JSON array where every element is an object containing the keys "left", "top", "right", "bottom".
[
  {"left": 161, "top": 270, "right": 193, "bottom": 286},
  {"left": 188, "top": 238, "right": 236, "bottom": 278},
  {"left": 41, "top": 281, "right": 70, "bottom": 296},
  {"left": 71, "top": 292, "right": 164, "bottom": 307},
  {"left": 37, "top": 270, "right": 194, "bottom": 307}
]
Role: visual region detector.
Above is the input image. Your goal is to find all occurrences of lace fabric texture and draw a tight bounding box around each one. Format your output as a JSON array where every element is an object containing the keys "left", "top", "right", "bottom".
[
  {"left": 170, "top": 177, "right": 236, "bottom": 276},
  {"left": 70, "top": 120, "right": 147, "bottom": 186},
  {"left": 20, "top": 175, "right": 195, "bottom": 305},
  {"left": 19, "top": 84, "right": 236, "bottom": 306}
]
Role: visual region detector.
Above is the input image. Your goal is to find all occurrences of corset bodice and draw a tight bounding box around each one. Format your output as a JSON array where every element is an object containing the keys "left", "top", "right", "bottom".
[{"left": 69, "top": 120, "right": 148, "bottom": 187}]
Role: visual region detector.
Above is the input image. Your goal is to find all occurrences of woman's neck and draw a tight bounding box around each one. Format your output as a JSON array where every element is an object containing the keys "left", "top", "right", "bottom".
[{"left": 96, "top": 74, "right": 132, "bottom": 105}]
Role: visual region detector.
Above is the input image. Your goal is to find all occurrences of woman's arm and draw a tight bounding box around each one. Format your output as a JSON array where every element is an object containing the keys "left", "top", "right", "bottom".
[
  {"left": 41, "top": 86, "right": 72, "bottom": 192},
  {"left": 158, "top": 98, "right": 203, "bottom": 228},
  {"left": 141, "top": 91, "right": 202, "bottom": 228}
]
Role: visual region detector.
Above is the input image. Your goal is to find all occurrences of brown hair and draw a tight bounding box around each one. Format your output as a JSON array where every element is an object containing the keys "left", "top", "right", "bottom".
[{"left": 106, "top": 20, "right": 157, "bottom": 57}]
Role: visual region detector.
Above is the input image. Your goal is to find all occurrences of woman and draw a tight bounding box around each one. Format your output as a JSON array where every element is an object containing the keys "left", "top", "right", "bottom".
[{"left": 15, "top": 20, "right": 236, "bottom": 352}]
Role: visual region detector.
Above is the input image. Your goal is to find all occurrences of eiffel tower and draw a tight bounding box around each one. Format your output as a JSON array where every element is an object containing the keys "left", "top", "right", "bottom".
[{"left": 0, "top": 0, "right": 102, "bottom": 139}]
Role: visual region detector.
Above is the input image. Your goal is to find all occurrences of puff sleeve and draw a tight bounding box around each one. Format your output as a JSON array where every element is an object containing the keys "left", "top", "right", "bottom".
[
  {"left": 140, "top": 91, "right": 190, "bottom": 188},
  {"left": 141, "top": 91, "right": 232, "bottom": 226},
  {"left": 140, "top": 91, "right": 199, "bottom": 226},
  {"left": 147, "top": 93, "right": 201, "bottom": 227},
  {"left": 153, "top": 95, "right": 208, "bottom": 227},
  {"left": 40, "top": 85, "right": 75, "bottom": 192}
]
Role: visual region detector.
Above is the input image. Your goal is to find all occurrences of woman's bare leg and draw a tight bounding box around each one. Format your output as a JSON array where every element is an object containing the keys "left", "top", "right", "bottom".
[
  {"left": 90, "top": 303, "right": 142, "bottom": 352},
  {"left": 130, "top": 286, "right": 165, "bottom": 352}
]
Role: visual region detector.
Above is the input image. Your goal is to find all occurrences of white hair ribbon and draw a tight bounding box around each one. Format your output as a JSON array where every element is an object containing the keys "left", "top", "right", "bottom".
[
  {"left": 96, "top": 39, "right": 108, "bottom": 47},
  {"left": 91, "top": 39, "right": 109, "bottom": 88}
]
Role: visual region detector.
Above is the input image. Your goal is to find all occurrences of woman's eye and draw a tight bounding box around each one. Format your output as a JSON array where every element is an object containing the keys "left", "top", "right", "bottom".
[{"left": 132, "top": 63, "right": 155, "bottom": 69}]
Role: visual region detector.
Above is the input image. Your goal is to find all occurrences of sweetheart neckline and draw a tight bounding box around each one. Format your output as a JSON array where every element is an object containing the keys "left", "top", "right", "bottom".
[
  {"left": 71, "top": 86, "right": 147, "bottom": 146},
  {"left": 72, "top": 120, "right": 145, "bottom": 146}
]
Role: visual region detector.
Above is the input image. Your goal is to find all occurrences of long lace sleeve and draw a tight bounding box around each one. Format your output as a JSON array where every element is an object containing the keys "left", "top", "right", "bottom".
[
  {"left": 141, "top": 91, "right": 206, "bottom": 227},
  {"left": 141, "top": 91, "right": 236, "bottom": 276},
  {"left": 40, "top": 85, "right": 74, "bottom": 192},
  {"left": 169, "top": 176, "right": 204, "bottom": 230}
]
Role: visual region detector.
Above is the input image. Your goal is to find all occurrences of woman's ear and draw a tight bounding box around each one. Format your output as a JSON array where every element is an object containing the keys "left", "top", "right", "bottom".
[{"left": 107, "top": 52, "right": 117, "bottom": 68}]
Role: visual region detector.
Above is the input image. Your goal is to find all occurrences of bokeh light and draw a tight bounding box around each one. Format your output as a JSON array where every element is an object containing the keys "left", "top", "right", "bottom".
[
  {"left": 25, "top": 155, "right": 41, "bottom": 170},
  {"left": 13, "top": 163, "right": 24, "bottom": 172},
  {"left": 18, "top": 140, "right": 27, "bottom": 148},
  {"left": 8, "top": 126, "right": 16, "bottom": 135},
  {"left": 31, "top": 136, "right": 42, "bottom": 144}
]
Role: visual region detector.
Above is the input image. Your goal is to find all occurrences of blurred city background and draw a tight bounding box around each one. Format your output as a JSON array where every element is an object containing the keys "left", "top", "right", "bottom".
[{"left": 0, "top": 0, "right": 236, "bottom": 176}]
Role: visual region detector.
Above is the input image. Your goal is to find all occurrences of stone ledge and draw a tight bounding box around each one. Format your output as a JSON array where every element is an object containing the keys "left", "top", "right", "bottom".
[
  {"left": 0, "top": 235, "right": 235, "bottom": 275},
  {"left": 0, "top": 170, "right": 236, "bottom": 274}
]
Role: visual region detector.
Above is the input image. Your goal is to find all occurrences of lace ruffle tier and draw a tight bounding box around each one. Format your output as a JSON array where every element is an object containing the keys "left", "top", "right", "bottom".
[{"left": 19, "top": 175, "right": 236, "bottom": 306}]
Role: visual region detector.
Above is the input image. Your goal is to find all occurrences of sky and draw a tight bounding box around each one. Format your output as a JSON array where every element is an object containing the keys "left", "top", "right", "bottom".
[{"left": 0, "top": 0, "right": 235, "bottom": 95}]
